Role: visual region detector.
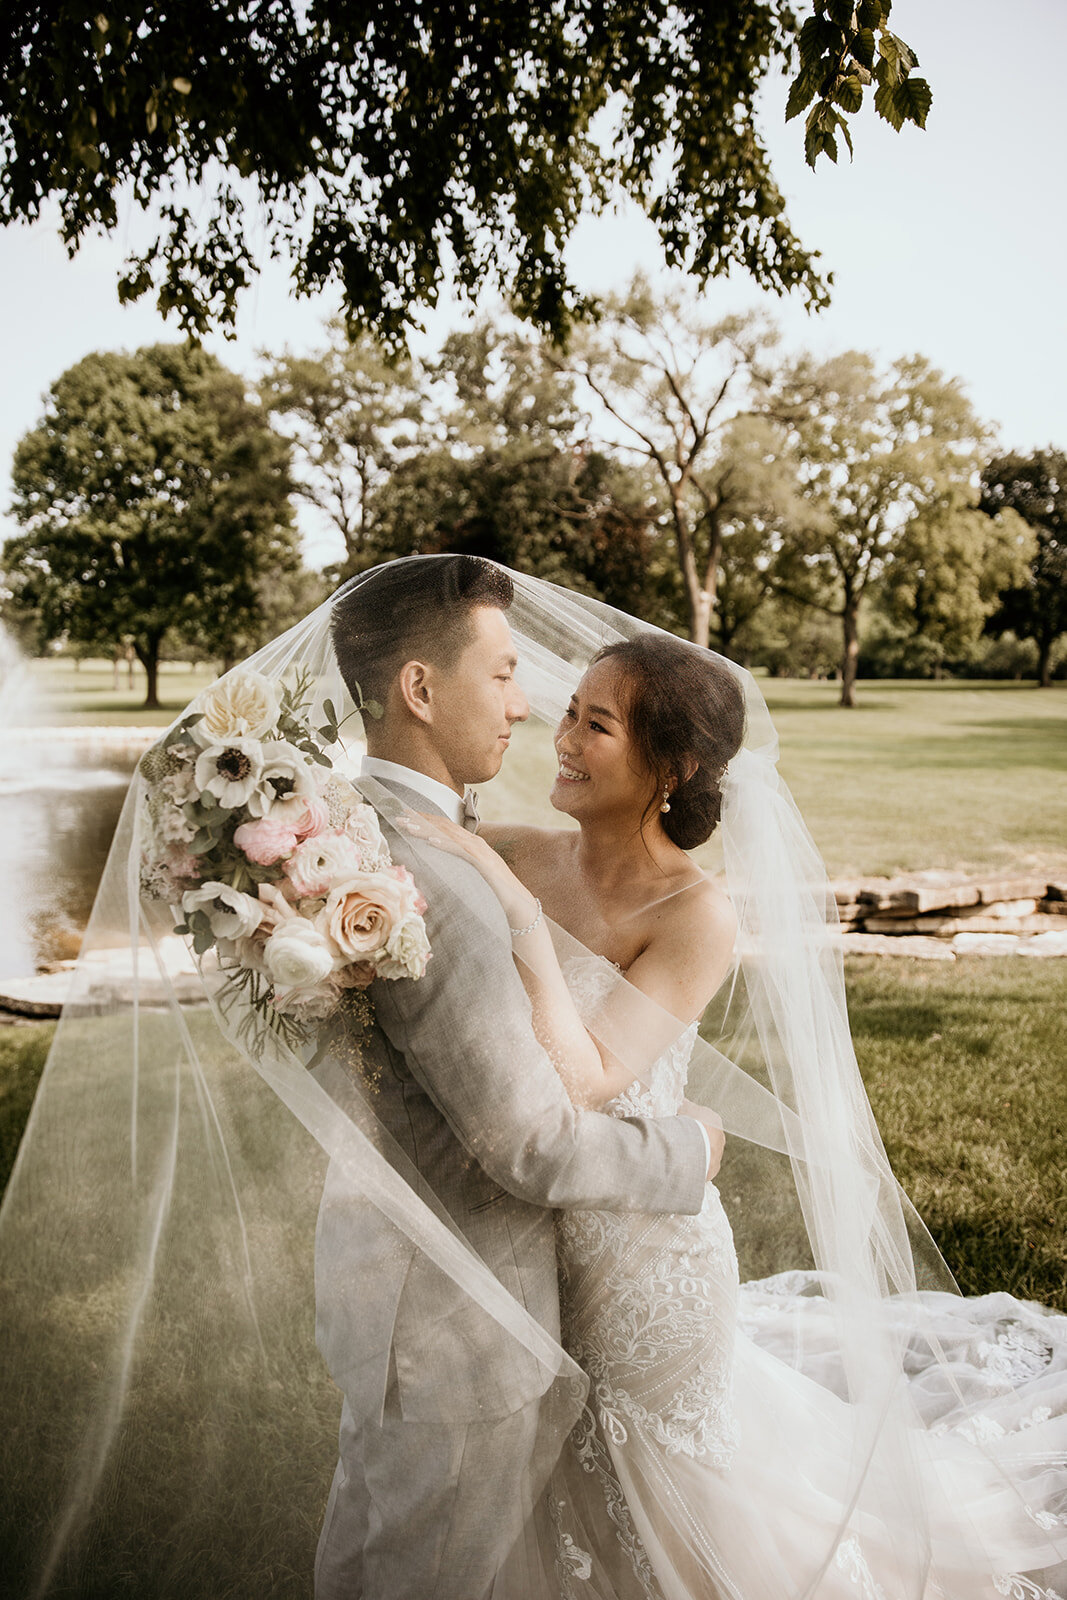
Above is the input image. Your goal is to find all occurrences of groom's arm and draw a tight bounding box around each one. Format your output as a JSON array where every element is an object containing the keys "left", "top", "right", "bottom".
[{"left": 373, "top": 853, "right": 707, "bottom": 1217}]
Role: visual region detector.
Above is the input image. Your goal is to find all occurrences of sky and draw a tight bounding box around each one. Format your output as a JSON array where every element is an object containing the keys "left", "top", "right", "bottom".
[{"left": 1, "top": 0, "right": 1064, "bottom": 570}]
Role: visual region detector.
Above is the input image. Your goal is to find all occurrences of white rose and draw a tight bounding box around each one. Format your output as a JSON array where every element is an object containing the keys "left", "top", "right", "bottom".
[
  {"left": 182, "top": 882, "right": 264, "bottom": 940},
  {"left": 271, "top": 979, "right": 340, "bottom": 1021},
  {"left": 263, "top": 920, "right": 338, "bottom": 989},
  {"left": 376, "top": 912, "right": 432, "bottom": 981},
  {"left": 191, "top": 669, "right": 280, "bottom": 746}
]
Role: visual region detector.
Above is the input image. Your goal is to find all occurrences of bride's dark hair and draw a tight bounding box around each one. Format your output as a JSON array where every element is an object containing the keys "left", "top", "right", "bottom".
[{"left": 595, "top": 636, "right": 746, "bottom": 850}]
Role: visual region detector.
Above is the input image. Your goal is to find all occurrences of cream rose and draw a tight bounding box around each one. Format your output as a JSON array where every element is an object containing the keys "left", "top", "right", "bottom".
[
  {"left": 263, "top": 920, "right": 338, "bottom": 989},
  {"left": 375, "top": 912, "right": 432, "bottom": 981},
  {"left": 343, "top": 803, "right": 386, "bottom": 864},
  {"left": 191, "top": 669, "right": 280, "bottom": 746},
  {"left": 316, "top": 869, "right": 414, "bottom": 962}
]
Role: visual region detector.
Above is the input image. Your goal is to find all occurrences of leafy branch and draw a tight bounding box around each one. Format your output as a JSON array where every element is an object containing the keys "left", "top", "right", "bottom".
[{"left": 787, "top": 1, "right": 932, "bottom": 167}]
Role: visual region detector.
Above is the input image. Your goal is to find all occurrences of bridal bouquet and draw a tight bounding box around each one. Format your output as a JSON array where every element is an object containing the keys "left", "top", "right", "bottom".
[{"left": 139, "top": 667, "right": 430, "bottom": 1044}]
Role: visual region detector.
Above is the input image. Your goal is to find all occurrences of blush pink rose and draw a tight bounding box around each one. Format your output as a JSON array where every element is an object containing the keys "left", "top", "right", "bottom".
[
  {"left": 234, "top": 816, "right": 299, "bottom": 865},
  {"left": 316, "top": 869, "right": 414, "bottom": 962}
]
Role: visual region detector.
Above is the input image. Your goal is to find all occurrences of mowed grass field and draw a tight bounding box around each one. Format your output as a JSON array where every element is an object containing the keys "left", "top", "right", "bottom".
[
  {"left": 26, "top": 659, "right": 1067, "bottom": 877},
  {"left": 27, "top": 655, "right": 218, "bottom": 727},
  {"left": 7, "top": 661, "right": 1065, "bottom": 1309},
  {"left": 482, "top": 676, "right": 1067, "bottom": 879},
  {"left": 2, "top": 956, "right": 1063, "bottom": 1309}
]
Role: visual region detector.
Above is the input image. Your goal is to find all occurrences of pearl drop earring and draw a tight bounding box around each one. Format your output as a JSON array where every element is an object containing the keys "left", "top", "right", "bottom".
[{"left": 660, "top": 786, "right": 671, "bottom": 814}]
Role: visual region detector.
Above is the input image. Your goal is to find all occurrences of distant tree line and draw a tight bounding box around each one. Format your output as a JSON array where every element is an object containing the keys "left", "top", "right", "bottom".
[{"left": 3, "top": 280, "right": 1064, "bottom": 709}]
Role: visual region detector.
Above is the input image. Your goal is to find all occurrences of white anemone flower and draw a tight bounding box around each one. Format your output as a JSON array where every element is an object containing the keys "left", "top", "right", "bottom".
[
  {"left": 193, "top": 738, "right": 265, "bottom": 809},
  {"left": 182, "top": 882, "right": 264, "bottom": 940},
  {"left": 190, "top": 668, "right": 280, "bottom": 747},
  {"left": 247, "top": 740, "right": 319, "bottom": 822}
]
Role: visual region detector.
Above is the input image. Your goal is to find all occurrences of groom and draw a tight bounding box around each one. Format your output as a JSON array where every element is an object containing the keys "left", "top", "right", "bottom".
[{"left": 313, "top": 555, "right": 719, "bottom": 1600}]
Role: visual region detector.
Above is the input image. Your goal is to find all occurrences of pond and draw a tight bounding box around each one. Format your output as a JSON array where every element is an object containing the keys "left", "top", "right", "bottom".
[{"left": 0, "top": 730, "right": 148, "bottom": 978}]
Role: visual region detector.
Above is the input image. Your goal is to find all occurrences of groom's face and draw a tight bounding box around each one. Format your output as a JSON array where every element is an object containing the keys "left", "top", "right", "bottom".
[{"left": 429, "top": 605, "right": 529, "bottom": 786}]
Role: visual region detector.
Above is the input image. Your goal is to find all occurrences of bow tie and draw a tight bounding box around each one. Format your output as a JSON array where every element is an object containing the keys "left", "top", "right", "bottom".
[{"left": 462, "top": 789, "right": 480, "bottom": 831}]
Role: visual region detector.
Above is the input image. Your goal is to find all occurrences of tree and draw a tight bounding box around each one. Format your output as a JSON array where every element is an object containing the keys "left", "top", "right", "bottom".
[
  {"left": 980, "top": 451, "right": 1067, "bottom": 688},
  {"left": 261, "top": 327, "right": 422, "bottom": 577},
  {"left": 0, "top": 4, "right": 928, "bottom": 344},
  {"left": 771, "top": 352, "right": 992, "bottom": 706},
  {"left": 555, "top": 275, "right": 781, "bottom": 646},
  {"left": 877, "top": 487, "right": 1034, "bottom": 676},
  {"left": 4, "top": 343, "right": 298, "bottom": 707},
  {"left": 369, "top": 324, "right": 668, "bottom": 619}
]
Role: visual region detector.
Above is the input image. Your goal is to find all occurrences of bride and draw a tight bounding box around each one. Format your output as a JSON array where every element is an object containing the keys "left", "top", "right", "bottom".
[
  {"left": 2, "top": 554, "right": 1065, "bottom": 1600},
  {"left": 404, "top": 627, "right": 1067, "bottom": 1600}
]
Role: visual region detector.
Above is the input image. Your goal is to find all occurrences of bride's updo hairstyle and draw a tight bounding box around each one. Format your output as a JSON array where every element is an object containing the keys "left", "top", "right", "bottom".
[{"left": 595, "top": 635, "right": 746, "bottom": 850}]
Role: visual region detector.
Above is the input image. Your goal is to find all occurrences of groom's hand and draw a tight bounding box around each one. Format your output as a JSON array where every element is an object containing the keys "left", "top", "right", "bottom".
[{"left": 682, "top": 1102, "right": 726, "bottom": 1181}]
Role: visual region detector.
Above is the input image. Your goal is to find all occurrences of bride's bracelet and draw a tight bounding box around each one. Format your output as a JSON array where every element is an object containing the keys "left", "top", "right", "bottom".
[{"left": 509, "top": 898, "right": 544, "bottom": 939}]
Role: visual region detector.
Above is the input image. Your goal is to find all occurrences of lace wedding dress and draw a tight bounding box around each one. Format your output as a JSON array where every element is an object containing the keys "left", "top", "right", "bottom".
[{"left": 551, "top": 956, "right": 1067, "bottom": 1600}]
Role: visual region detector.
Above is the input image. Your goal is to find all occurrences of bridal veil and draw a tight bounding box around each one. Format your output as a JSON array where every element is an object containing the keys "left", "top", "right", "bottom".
[{"left": 0, "top": 556, "right": 1064, "bottom": 1599}]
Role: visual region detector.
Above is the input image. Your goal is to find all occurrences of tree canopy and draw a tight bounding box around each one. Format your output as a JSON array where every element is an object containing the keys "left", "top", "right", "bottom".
[
  {"left": 4, "top": 343, "right": 298, "bottom": 706},
  {"left": 1, "top": 2, "right": 928, "bottom": 344},
  {"left": 980, "top": 451, "right": 1067, "bottom": 688}
]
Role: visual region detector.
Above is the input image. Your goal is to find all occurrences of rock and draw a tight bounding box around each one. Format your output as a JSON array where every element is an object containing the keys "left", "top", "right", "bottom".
[
  {"left": 975, "top": 875, "right": 1054, "bottom": 904},
  {"left": 864, "top": 913, "right": 1062, "bottom": 937},
  {"left": 951, "top": 932, "right": 1021, "bottom": 955},
  {"left": 830, "top": 878, "right": 893, "bottom": 906},
  {"left": 872, "top": 873, "right": 981, "bottom": 914},
  {"left": 1044, "top": 882, "right": 1067, "bottom": 902},
  {"left": 1039, "top": 900, "right": 1067, "bottom": 916},
  {"left": 837, "top": 933, "right": 956, "bottom": 960},
  {"left": 1015, "top": 931, "right": 1067, "bottom": 957}
]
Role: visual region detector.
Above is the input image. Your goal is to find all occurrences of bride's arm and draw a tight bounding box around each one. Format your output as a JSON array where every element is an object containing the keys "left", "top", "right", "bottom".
[{"left": 399, "top": 814, "right": 735, "bottom": 1112}]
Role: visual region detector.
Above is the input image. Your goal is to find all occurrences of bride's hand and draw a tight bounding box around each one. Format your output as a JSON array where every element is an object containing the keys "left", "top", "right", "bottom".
[{"left": 397, "top": 812, "right": 538, "bottom": 929}]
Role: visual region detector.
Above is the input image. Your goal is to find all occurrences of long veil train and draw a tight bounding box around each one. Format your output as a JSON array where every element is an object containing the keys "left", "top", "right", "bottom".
[{"left": 0, "top": 558, "right": 1064, "bottom": 1598}]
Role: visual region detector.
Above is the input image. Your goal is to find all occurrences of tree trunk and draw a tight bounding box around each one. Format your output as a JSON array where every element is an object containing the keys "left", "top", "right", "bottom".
[
  {"left": 839, "top": 601, "right": 860, "bottom": 708},
  {"left": 1038, "top": 632, "right": 1053, "bottom": 688},
  {"left": 135, "top": 638, "right": 162, "bottom": 711},
  {"left": 690, "top": 588, "right": 713, "bottom": 649}
]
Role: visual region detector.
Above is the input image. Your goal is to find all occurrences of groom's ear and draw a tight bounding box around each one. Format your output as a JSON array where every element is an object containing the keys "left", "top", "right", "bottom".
[{"left": 396, "top": 659, "right": 436, "bottom": 723}]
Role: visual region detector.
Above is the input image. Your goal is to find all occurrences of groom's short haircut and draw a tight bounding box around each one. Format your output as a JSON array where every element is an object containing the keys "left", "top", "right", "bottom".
[{"left": 331, "top": 555, "right": 515, "bottom": 710}]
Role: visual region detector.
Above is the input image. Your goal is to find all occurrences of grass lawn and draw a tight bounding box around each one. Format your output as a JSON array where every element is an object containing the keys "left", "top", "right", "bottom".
[
  {"left": 483, "top": 677, "right": 1067, "bottom": 880},
  {"left": 24, "top": 661, "right": 1067, "bottom": 878},
  {"left": 760, "top": 677, "right": 1067, "bottom": 879},
  {"left": 3, "top": 957, "right": 1063, "bottom": 1303},
  {"left": 27, "top": 655, "right": 220, "bottom": 727},
  {"left": 0, "top": 957, "right": 1063, "bottom": 1594}
]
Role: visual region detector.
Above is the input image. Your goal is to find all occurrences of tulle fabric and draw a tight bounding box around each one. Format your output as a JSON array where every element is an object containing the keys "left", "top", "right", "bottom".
[{"left": 0, "top": 556, "right": 1064, "bottom": 1598}]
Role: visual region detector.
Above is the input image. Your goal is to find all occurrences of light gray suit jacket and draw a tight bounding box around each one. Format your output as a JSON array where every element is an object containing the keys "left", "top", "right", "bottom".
[{"left": 313, "top": 778, "right": 707, "bottom": 1428}]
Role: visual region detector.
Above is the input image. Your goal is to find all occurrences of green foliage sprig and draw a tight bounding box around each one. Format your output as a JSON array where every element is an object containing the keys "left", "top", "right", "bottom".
[{"left": 787, "top": 1, "right": 931, "bottom": 167}]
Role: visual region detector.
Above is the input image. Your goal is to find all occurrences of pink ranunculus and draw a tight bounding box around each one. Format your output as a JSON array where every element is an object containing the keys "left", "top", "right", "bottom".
[
  {"left": 234, "top": 816, "right": 299, "bottom": 865},
  {"left": 284, "top": 831, "right": 364, "bottom": 899},
  {"left": 316, "top": 869, "right": 414, "bottom": 963},
  {"left": 293, "top": 797, "right": 330, "bottom": 842}
]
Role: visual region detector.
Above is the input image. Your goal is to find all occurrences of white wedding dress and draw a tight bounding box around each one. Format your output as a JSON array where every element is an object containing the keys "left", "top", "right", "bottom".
[{"left": 550, "top": 956, "right": 1067, "bottom": 1600}]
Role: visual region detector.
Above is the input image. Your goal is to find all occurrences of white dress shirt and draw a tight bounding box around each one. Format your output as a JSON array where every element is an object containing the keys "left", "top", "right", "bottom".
[
  {"left": 359, "top": 755, "right": 468, "bottom": 825},
  {"left": 358, "top": 757, "right": 712, "bottom": 1175}
]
